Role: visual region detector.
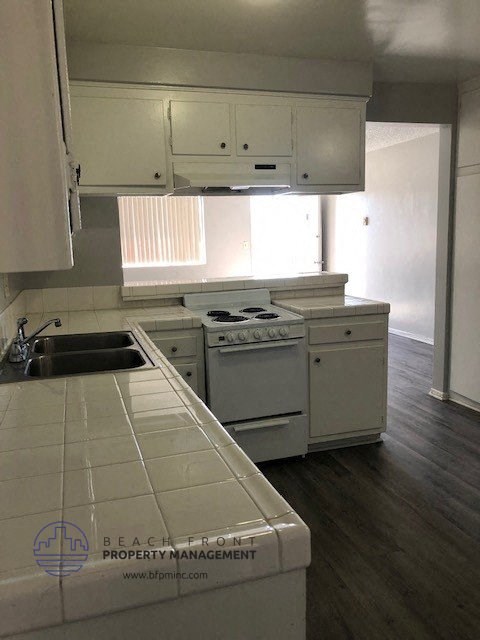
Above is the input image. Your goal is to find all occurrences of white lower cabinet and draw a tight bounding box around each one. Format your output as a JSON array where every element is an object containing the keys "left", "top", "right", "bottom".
[
  {"left": 307, "top": 315, "right": 388, "bottom": 446},
  {"left": 174, "top": 363, "right": 199, "bottom": 394},
  {"left": 148, "top": 328, "right": 205, "bottom": 401}
]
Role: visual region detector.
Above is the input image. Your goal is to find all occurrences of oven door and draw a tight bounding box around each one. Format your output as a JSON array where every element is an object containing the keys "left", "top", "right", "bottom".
[{"left": 206, "top": 338, "right": 307, "bottom": 423}]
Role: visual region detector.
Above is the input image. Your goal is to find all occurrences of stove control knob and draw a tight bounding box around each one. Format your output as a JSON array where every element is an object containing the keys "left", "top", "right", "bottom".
[
  {"left": 238, "top": 331, "right": 246, "bottom": 341},
  {"left": 279, "top": 327, "right": 288, "bottom": 337},
  {"left": 268, "top": 328, "right": 276, "bottom": 338},
  {"left": 226, "top": 332, "right": 235, "bottom": 343},
  {"left": 253, "top": 329, "right": 262, "bottom": 340}
]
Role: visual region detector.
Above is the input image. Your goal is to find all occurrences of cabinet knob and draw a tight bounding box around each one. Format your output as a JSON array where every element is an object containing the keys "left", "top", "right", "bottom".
[
  {"left": 220, "top": 142, "right": 226, "bottom": 149},
  {"left": 186, "top": 371, "right": 192, "bottom": 377},
  {"left": 314, "top": 357, "right": 321, "bottom": 364},
  {"left": 171, "top": 346, "right": 178, "bottom": 352},
  {"left": 154, "top": 172, "right": 162, "bottom": 179},
  {"left": 345, "top": 329, "right": 352, "bottom": 336},
  {"left": 303, "top": 173, "right": 309, "bottom": 180},
  {"left": 243, "top": 143, "right": 249, "bottom": 150}
]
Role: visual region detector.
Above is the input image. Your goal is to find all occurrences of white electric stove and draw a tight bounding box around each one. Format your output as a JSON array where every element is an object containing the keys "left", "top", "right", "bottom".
[{"left": 184, "top": 289, "right": 308, "bottom": 462}]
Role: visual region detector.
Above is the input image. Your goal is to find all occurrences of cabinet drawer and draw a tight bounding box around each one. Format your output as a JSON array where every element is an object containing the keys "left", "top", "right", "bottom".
[
  {"left": 174, "top": 363, "right": 198, "bottom": 393},
  {"left": 225, "top": 414, "right": 308, "bottom": 463},
  {"left": 152, "top": 335, "right": 197, "bottom": 358},
  {"left": 309, "top": 321, "right": 384, "bottom": 345}
]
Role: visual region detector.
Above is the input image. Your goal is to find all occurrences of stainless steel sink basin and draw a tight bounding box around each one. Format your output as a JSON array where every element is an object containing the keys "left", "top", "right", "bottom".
[
  {"left": 25, "top": 349, "right": 147, "bottom": 378},
  {"left": 32, "top": 332, "right": 134, "bottom": 354}
]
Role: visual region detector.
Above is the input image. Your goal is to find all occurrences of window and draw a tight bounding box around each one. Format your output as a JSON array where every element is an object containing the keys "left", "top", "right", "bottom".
[
  {"left": 118, "top": 196, "right": 206, "bottom": 267},
  {"left": 250, "top": 195, "right": 321, "bottom": 276}
]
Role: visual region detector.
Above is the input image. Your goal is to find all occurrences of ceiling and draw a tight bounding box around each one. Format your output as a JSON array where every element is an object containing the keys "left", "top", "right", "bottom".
[
  {"left": 64, "top": 0, "right": 480, "bottom": 83},
  {"left": 366, "top": 122, "right": 440, "bottom": 152}
]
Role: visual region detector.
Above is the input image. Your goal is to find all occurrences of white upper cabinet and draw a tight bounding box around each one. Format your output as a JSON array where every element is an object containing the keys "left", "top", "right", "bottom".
[
  {"left": 296, "top": 104, "right": 364, "bottom": 187},
  {"left": 0, "top": 0, "right": 77, "bottom": 273},
  {"left": 69, "top": 85, "right": 366, "bottom": 195},
  {"left": 235, "top": 104, "right": 292, "bottom": 156},
  {"left": 170, "top": 101, "right": 231, "bottom": 155},
  {"left": 71, "top": 89, "right": 167, "bottom": 186}
]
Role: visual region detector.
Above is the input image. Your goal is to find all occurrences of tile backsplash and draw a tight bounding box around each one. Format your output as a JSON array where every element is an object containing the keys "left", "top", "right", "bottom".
[{"left": 0, "top": 287, "right": 122, "bottom": 359}]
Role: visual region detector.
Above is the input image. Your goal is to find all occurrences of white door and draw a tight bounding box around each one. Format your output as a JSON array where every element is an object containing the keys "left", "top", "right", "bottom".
[
  {"left": 235, "top": 104, "right": 292, "bottom": 156},
  {"left": 297, "top": 105, "right": 362, "bottom": 185},
  {"left": 170, "top": 101, "right": 231, "bottom": 155},
  {"left": 309, "top": 344, "right": 385, "bottom": 437},
  {"left": 71, "top": 95, "right": 166, "bottom": 186}
]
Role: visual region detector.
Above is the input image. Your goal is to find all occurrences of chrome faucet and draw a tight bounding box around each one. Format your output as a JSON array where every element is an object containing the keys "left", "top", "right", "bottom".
[{"left": 9, "top": 317, "right": 62, "bottom": 363}]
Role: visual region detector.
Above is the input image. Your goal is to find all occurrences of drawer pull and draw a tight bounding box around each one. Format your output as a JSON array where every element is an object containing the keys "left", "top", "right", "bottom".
[
  {"left": 345, "top": 330, "right": 352, "bottom": 336},
  {"left": 171, "top": 346, "right": 178, "bottom": 353},
  {"left": 233, "top": 419, "right": 289, "bottom": 433},
  {"left": 186, "top": 371, "right": 192, "bottom": 377},
  {"left": 314, "top": 357, "right": 321, "bottom": 364}
]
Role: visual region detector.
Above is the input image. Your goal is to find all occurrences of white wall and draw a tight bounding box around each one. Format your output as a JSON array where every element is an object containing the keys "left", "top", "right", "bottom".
[
  {"left": 325, "top": 131, "right": 440, "bottom": 343},
  {"left": 123, "top": 197, "right": 252, "bottom": 282},
  {"left": 449, "top": 77, "right": 480, "bottom": 408}
]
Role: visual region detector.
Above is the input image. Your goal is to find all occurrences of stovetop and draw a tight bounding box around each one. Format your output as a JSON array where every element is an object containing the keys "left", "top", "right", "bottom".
[
  {"left": 183, "top": 289, "right": 305, "bottom": 346},
  {"left": 197, "top": 302, "right": 301, "bottom": 329}
]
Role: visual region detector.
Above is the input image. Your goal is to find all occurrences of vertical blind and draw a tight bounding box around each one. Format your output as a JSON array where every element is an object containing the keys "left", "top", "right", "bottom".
[{"left": 118, "top": 196, "right": 205, "bottom": 267}]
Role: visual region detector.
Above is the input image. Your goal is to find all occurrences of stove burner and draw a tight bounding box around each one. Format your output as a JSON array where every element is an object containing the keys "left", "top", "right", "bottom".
[
  {"left": 207, "top": 310, "right": 231, "bottom": 317},
  {"left": 213, "top": 315, "right": 249, "bottom": 323},
  {"left": 241, "top": 307, "right": 266, "bottom": 313},
  {"left": 256, "top": 312, "right": 280, "bottom": 320}
]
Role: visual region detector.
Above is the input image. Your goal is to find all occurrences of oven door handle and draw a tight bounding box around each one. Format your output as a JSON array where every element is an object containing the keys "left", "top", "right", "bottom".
[
  {"left": 233, "top": 418, "right": 290, "bottom": 433},
  {"left": 218, "top": 339, "right": 302, "bottom": 354}
]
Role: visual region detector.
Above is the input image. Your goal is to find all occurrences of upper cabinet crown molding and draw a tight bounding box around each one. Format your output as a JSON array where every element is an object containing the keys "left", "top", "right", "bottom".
[
  {"left": 0, "top": 0, "right": 79, "bottom": 273},
  {"left": 70, "top": 83, "right": 367, "bottom": 196}
]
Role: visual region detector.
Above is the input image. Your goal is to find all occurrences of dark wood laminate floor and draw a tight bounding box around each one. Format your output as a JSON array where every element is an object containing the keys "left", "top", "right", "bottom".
[{"left": 260, "top": 335, "right": 480, "bottom": 640}]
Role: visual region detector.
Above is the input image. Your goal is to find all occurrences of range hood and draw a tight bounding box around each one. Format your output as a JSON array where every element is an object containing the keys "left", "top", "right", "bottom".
[{"left": 173, "top": 162, "right": 291, "bottom": 195}]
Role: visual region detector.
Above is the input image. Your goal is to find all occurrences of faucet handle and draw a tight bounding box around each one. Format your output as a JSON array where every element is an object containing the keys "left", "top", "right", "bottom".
[{"left": 17, "top": 317, "right": 28, "bottom": 328}]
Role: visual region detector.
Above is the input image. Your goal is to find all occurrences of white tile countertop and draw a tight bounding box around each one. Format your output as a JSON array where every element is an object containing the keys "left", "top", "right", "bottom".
[
  {"left": 0, "top": 306, "right": 310, "bottom": 637},
  {"left": 273, "top": 295, "right": 390, "bottom": 319}
]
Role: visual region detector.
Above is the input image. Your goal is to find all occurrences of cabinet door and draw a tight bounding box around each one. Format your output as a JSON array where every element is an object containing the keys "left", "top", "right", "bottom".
[
  {"left": 174, "top": 363, "right": 199, "bottom": 395},
  {"left": 235, "top": 104, "right": 292, "bottom": 156},
  {"left": 71, "top": 95, "right": 166, "bottom": 186},
  {"left": 170, "top": 101, "right": 231, "bottom": 155},
  {"left": 297, "top": 105, "right": 362, "bottom": 185},
  {"left": 309, "top": 344, "right": 385, "bottom": 438},
  {"left": 0, "top": 0, "right": 73, "bottom": 272}
]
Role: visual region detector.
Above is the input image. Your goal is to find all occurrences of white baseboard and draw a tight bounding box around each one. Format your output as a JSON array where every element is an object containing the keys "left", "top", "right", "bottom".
[
  {"left": 389, "top": 328, "right": 434, "bottom": 345},
  {"left": 449, "top": 391, "right": 480, "bottom": 413},
  {"left": 429, "top": 388, "right": 449, "bottom": 401}
]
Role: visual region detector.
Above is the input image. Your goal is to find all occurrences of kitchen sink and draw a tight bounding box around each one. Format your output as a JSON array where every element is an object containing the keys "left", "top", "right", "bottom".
[
  {"left": 32, "top": 331, "right": 134, "bottom": 354},
  {"left": 25, "top": 348, "right": 147, "bottom": 378},
  {"left": 0, "top": 330, "right": 154, "bottom": 383}
]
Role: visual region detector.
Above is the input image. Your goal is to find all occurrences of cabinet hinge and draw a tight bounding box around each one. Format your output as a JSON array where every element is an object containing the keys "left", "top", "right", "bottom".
[
  {"left": 167, "top": 105, "right": 171, "bottom": 120},
  {"left": 169, "top": 135, "right": 173, "bottom": 149},
  {"left": 66, "top": 152, "right": 79, "bottom": 190}
]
